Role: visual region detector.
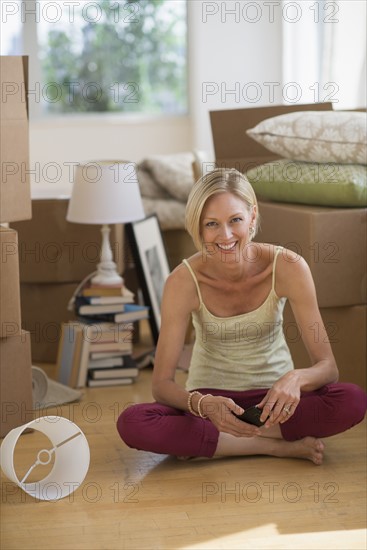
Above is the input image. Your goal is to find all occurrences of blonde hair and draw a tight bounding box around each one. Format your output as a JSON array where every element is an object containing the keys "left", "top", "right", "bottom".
[{"left": 185, "top": 168, "right": 259, "bottom": 250}]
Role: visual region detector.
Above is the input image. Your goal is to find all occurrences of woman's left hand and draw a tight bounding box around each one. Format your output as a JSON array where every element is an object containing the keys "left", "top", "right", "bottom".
[{"left": 256, "top": 371, "right": 301, "bottom": 426}]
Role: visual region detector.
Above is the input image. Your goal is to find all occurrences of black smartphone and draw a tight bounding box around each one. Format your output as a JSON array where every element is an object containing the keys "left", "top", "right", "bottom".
[{"left": 234, "top": 406, "right": 267, "bottom": 427}]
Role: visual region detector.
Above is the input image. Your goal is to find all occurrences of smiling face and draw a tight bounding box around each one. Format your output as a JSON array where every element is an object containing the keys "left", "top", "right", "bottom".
[{"left": 200, "top": 192, "right": 256, "bottom": 259}]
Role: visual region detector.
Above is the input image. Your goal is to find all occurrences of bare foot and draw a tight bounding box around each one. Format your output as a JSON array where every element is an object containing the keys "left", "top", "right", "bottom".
[
  {"left": 213, "top": 432, "right": 326, "bottom": 463},
  {"left": 279, "top": 436, "right": 325, "bottom": 465}
]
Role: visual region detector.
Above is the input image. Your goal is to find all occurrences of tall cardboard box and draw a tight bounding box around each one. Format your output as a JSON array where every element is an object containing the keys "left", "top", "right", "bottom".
[
  {"left": 20, "top": 282, "right": 78, "bottom": 363},
  {"left": 1, "top": 57, "right": 33, "bottom": 437},
  {"left": 284, "top": 303, "right": 366, "bottom": 390},
  {"left": 0, "top": 56, "right": 32, "bottom": 223},
  {"left": 255, "top": 201, "right": 367, "bottom": 308},
  {"left": 0, "top": 331, "right": 33, "bottom": 438},
  {"left": 0, "top": 228, "right": 22, "bottom": 337},
  {"left": 162, "top": 229, "right": 196, "bottom": 269}
]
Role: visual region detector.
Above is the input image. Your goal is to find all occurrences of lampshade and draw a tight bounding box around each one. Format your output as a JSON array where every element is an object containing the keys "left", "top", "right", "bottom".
[
  {"left": 0, "top": 416, "right": 90, "bottom": 501},
  {"left": 66, "top": 160, "right": 145, "bottom": 224}
]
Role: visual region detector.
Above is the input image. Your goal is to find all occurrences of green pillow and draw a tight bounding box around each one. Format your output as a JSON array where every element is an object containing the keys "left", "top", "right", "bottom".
[{"left": 246, "top": 160, "right": 367, "bottom": 207}]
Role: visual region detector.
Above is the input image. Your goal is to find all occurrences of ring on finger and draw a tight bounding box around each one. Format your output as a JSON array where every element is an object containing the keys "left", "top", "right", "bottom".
[{"left": 283, "top": 405, "right": 292, "bottom": 415}]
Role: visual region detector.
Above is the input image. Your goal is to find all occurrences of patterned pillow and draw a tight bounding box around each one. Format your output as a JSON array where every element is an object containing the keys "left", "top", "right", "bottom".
[
  {"left": 246, "top": 160, "right": 367, "bottom": 207},
  {"left": 246, "top": 111, "right": 367, "bottom": 164}
]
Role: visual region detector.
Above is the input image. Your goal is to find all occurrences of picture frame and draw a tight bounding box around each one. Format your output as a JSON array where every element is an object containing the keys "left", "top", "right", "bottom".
[{"left": 125, "top": 215, "right": 171, "bottom": 344}]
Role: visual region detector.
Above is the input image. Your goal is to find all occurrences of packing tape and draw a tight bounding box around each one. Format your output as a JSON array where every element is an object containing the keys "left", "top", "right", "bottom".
[{"left": 0, "top": 416, "right": 90, "bottom": 501}]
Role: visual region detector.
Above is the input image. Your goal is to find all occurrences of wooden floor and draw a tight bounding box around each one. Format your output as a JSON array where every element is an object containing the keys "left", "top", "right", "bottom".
[{"left": 1, "top": 367, "right": 366, "bottom": 550}]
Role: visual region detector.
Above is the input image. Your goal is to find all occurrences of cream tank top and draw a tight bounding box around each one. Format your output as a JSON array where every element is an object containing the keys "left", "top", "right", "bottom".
[{"left": 183, "top": 246, "right": 294, "bottom": 391}]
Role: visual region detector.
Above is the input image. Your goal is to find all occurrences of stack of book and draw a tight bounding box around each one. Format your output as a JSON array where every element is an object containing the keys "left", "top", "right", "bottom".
[
  {"left": 58, "top": 281, "right": 149, "bottom": 388},
  {"left": 76, "top": 282, "right": 149, "bottom": 324}
]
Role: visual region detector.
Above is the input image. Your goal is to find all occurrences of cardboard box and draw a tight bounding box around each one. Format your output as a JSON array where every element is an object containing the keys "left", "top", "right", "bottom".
[
  {"left": 20, "top": 282, "right": 78, "bottom": 363},
  {"left": 284, "top": 303, "right": 366, "bottom": 390},
  {"left": 210, "top": 102, "right": 332, "bottom": 172},
  {"left": 12, "top": 199, "right": 124, "bottom": 283},
  {"left": 0, "top": 228, "right": 22, "bottom": 338},
  {"left": 255, "top": 201, "right": 367, "bottom": 308},
  {"left": 0, "top": 331, "right": 33, "bottom": 438},
  {"left": 162, "top": 229, "right": 196, "bottom": 269},
  {"left": 0, "top": 56, "right": 32, "bottom": 223}
]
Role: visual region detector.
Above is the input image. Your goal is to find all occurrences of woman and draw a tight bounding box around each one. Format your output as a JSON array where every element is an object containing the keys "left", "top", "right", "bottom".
[{"left": 117, "top": 169, "right": 366, "bottom": 464}]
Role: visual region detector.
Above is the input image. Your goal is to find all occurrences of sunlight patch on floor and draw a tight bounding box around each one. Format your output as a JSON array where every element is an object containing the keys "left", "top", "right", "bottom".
[{"left": 181, "top": 527, "right": 366, "bottom": 549}]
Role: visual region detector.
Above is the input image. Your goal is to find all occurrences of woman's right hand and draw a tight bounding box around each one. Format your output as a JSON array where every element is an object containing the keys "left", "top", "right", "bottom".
[{"left": 198, "top": 395, "right": 262, "bottom": 438}]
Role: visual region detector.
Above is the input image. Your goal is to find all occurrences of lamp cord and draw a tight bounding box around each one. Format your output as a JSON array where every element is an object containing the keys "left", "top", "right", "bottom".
[{"left": 67, "top": 271, "right": 97, "bottom": 312}]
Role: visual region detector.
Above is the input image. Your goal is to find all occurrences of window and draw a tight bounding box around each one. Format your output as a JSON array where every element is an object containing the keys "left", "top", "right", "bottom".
[
  {"left": 282, "top": 0, "right": 366, "bottom": 108},
  {"left": 2, "top": 0, "right": 188, "bottom": 116},
  {"left": 1, "top": 1, "right": 23, "bottom": 55}
]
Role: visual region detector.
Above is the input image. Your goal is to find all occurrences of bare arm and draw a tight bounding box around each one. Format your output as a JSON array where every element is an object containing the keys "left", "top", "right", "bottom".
[
  {"left": 258, "top": 250, "right": 338, "bottom": 425},
  {"left": 281, "top": 252, "right": 338, "bottom": 389},
  {"left": 151, "top": 265, "right": 195, "bottom": 409}
]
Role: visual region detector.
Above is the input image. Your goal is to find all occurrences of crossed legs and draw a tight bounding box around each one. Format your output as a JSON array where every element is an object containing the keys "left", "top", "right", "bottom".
[{"left": 117, "top": 383, "right": 366, "bottom": 464}]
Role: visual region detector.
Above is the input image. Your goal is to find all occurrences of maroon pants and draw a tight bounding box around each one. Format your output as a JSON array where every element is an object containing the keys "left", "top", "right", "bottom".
[{"left": 117, "top": 383, "right": 366, "bottom": 458}]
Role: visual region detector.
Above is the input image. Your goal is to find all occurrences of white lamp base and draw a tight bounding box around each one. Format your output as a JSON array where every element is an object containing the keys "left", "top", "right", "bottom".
[{"left": 91, "top": 224, "right": 123, "bottom": 286}]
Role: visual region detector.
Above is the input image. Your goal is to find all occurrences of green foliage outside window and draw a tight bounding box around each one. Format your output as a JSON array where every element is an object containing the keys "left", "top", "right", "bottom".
[{"left": 40, "top": 0, "right": 187, "bottom": 114}]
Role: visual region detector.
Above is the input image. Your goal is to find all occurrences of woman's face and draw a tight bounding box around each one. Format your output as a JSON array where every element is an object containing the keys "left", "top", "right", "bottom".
[{"left": 200, "top": 192, "right": 255, "bottom": 258}]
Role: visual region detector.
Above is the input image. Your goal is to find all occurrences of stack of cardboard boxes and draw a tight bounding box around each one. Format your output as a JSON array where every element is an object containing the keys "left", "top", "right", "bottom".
[
  {"left": 0, "top": 57, "right": 34, "bottom": 437},
  {"left": 211, "top": 104, "right": 366, "bottom": 389}
]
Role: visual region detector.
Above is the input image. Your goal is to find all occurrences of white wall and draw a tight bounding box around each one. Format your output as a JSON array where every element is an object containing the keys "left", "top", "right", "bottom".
[
  {"left": 29, "top": 114, "right": 191, "bottom": 197},
  {"left": 188, "top": 1, "right": 283, "bottom": 155},
  {"left": 29, "top": 0, "right": 284, "bottom": 196}
]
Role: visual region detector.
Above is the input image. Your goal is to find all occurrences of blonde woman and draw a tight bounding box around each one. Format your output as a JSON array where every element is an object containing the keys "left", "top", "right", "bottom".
[{"left": 117, "top": 169, "right": 366, "bottom": 464}]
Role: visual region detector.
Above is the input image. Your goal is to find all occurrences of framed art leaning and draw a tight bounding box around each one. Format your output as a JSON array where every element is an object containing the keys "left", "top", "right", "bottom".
[{"left": 126, "top": 215, "right": 171, "bottom": 343}]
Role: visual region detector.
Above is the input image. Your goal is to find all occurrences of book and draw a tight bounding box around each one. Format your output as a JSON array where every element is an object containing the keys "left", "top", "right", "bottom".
[
  {"left": 81, "top": 285, "right": 135, "bottom": 298},
  {"left": 75, "top": 296, "right": 126, "bottom": 316},
  {"left": 57, "top": 323, "right": 82, "bottom": 386},
  {"left": 89, "top": 354, "right": 137, "bottom": 378},
  {"left": 75, "top": 330, "right": 92, "bottom": 388},
  {"left": 84, "top": 296, "right": 133, "bottom": 305},
  {"left": 76, "top": 317, "right": 133, "bottom": 330},
  {"left": 82, "top": 326, "right": 133, "bottom": 345},
  {"left": 77, "top": 304, "right": 149, "bottom": 324},
  {"left": 88, "top": 341, "right": 133, "bottom": 354},
  {"left": 56, "top": 322, "right": 92, "bottom": 389},
  {"left": 89, "top": 366, "right": 139, "bottom": 380},
  {"left": 88, "top": 377, "right": 135, "bottom": 387},
  {"left": 69, "top": 327, "right": 86, "bottom": 388},
  {"left": 111, "top": 304, "right": 150, "bottom": 323},
  {"left": 89, "top": 350, "right": 132, "bottom": 360},
  {"left": 88, "top": 356, "right": 125, "bottom": 368},
  {"left": 82, "top": 287, "right": 124, "bottom": 297}
]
